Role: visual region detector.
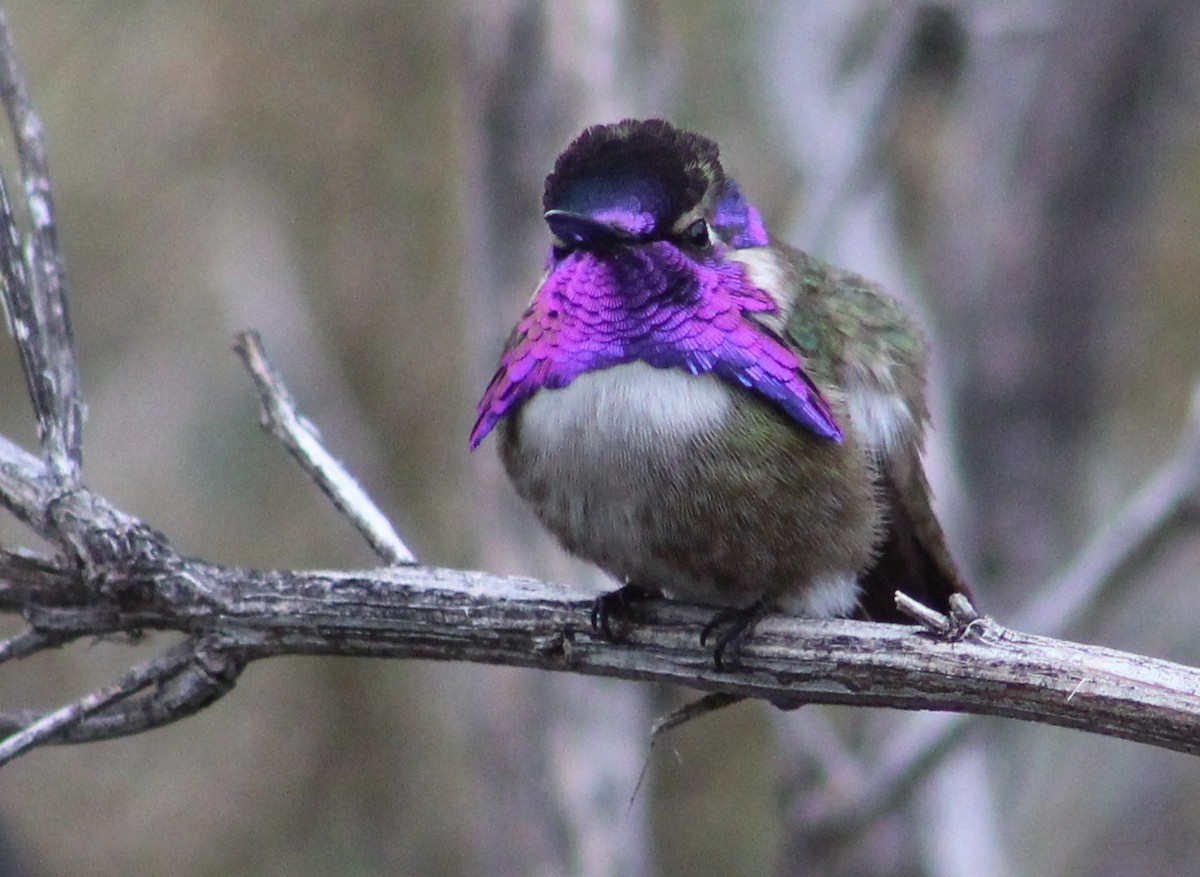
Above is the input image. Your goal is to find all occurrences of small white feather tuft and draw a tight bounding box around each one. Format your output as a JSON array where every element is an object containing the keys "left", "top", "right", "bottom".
[
  {"left": 727, "top": 248, "right": 793, "bottom": 326},
  {"left": 846, "top": 386, "right": 915, "bottom": 456},
  {"left": 779, "top": 573, "right": 862, "bottom": 618}
]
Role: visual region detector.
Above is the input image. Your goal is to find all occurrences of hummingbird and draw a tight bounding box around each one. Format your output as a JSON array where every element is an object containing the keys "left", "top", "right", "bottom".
[{"left": 470, "top": 119, "right": 969, "bottom": 668}]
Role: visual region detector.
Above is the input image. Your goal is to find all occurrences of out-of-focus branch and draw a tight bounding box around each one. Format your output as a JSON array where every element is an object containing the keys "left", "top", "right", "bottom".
[
  {"left": 0, "top": 10, "right": 82, "bottom": 486},
  {"left": 766, "top": 5, "right": 1200, "bottom": 863},
  {"left": 1016, "top": 380, "right": 1200, "bottom": 632},
  {"left": 792, "top": 377, "right": 1200, "bottom": 847}
]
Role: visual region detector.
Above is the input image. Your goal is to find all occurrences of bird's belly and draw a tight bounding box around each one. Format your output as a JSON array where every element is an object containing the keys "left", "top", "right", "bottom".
[
  {"left": 501, "top": 362, "right": 876, "bottom": 614},
  {"left": 503, "top": 363, "right": 730, "bottom": 597}
]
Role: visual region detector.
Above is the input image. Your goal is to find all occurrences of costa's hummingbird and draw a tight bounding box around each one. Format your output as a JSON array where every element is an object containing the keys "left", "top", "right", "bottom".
[{"left": 470, "top": 119, "right": 969, "bottom": 666}]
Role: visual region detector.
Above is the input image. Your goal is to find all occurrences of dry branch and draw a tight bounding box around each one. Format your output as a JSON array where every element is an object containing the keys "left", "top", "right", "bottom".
[
  {"left": 233, "top": 330, "right": 416, "bottom": 566},
  {"left": 3, "top": 556, "right": 1200, "bottom": 758},
  {"left": 0, "top": 10, "right": 81, "bottom": 485}
]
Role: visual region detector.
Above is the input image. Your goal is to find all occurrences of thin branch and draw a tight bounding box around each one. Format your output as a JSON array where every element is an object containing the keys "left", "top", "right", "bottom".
[
  {"left": 895, "top": 590, "right": 954, "bottom": 633},
  {"left": 0, "top": 12, "right": 82, "bottom": 485},
  {"left": 0, "top": 636, "right": 244, "bottom": 747},
  {"left": 651, "top": 691, "right": 747, "bottom": 738},
  {"left": 1016, "top": 380, "right": 1200, "bottom": 632},
  {"left": 0, "top": 433, "right": 53, "bottom": 531},
  {"left": 0, "top": 638, "right": 205, "bottom": 765},
  {"left": 0, "top": 627, "right": 55, "bottom": 664},
  {"left": 233, "top": 331, "right": 416, "bottom": 566},
  {"left": 0, "top": 548, "right": 84, "bottom": 612}
]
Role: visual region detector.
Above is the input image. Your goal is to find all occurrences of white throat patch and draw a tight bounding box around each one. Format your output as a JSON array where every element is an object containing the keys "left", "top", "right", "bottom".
[{"left": 727, "top": 247, "right": 793, "bottom": 328}]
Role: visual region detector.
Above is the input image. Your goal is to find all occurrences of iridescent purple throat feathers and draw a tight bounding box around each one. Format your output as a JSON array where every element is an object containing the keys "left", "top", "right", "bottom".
[
  {"left": 469, "top": 121, "right": 841, "bottom": 449},
  {"left": 469, "top": 242, "right": 841, "bottom": 448}
]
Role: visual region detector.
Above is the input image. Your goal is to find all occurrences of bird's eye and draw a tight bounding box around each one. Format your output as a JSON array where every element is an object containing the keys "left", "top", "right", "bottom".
[{"left": 682, "top": 219, "right": 710, "bottom": 249}]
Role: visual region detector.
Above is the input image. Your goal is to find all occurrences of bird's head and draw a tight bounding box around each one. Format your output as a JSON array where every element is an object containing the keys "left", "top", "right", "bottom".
[{"left": 540, "top": 118, "right": 767, "bottom": 257}]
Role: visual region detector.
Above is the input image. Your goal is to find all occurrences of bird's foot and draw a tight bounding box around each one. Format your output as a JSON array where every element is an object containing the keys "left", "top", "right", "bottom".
[
  {"left": 591, "top": 583, "right": 656, "bottom": 639},
  {"left": 700, "top": 600, "right": 772, "bottom": 671}
]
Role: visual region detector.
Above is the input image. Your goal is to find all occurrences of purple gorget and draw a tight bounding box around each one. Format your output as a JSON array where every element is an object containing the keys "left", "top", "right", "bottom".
[{"left": 469, "top": 241, "right": 842, "bottom": 449}]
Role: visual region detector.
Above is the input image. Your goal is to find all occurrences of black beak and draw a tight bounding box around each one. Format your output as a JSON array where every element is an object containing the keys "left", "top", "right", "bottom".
[{"left": 544, "top": 209, "right": 628, "bottom": 248}]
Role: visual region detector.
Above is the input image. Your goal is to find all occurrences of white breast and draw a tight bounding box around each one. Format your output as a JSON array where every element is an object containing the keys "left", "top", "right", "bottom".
[
  {"left": 513, "top": 363, "right": 731, "bottom": 589},
  {"left": 520, "top": 361, "right": 732, "bottom": 455}
]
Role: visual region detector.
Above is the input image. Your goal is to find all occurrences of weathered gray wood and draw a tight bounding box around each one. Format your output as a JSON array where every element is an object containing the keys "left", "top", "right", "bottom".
[{"left": 4, "top": 548, "right": 1200, "bottom": 756}]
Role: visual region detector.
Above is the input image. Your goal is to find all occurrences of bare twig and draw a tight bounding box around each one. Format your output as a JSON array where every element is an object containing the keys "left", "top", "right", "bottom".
[
  {"left": 0, "top": 639, "right": 200, "bottom": 765},
  {"left": 650, "top": 691, "right": 748, "bottom": 739},
  {"left": 233, "top": 331, "right": 416, "bottom": 566},
  {"left": 0, "top": 11, "right": 82, "bottom": 485},
  {"left": 0, "top": 627, "right": 55, "bottom": 664},
  {"left": 894, "top": 591, "right": 953, "bottom": 633},
  {"left": 0, "top": 636, "right": 243, "bottom": 748},
  {"left": 629, "top": 690, "right": 752, "bottom": 810},
  {"left": 0, "top": 434, "right": 54, "bottom": 532}
]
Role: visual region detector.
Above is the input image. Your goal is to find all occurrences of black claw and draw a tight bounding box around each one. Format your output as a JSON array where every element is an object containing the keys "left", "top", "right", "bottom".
[
  {"left": 700, "top": 601, "right": 771, "bottom": 671},
  {"left": 591, "top": 583, "right": 655, "bottom": 639}
]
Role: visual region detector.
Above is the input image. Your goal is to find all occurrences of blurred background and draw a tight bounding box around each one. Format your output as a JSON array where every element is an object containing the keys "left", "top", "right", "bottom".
[{"left": 1, "top": 1, "right": 1199, "bottom": 875}]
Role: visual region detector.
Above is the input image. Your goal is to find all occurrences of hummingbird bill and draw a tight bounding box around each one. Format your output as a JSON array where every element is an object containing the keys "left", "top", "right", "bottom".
[{"left": 470, "top": 119, "right": 969, "bottom": 667}]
